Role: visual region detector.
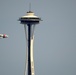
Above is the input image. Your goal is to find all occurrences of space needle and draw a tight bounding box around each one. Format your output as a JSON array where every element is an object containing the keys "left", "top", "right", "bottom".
[{"left": 19, "top": 7, "right": 41, "bottom": 75}]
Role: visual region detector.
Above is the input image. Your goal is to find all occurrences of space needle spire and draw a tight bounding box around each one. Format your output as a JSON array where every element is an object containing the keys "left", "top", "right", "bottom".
[
  {"left": 18, "top": 6, "right": 41, "bottom": 75},
  {"left": 29, "top": 3, "right": 31, "bottom": 12}
]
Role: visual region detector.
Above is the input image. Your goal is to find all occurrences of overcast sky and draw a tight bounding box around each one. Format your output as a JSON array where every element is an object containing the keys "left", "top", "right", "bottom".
[{"left": 0, "top": 0, "right": 76, "bottom": 75}]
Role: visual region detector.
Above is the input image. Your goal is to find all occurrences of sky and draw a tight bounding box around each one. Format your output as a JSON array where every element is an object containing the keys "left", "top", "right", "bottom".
[{"left": 0, "top": 0, "right": 76, "bottom": 75}]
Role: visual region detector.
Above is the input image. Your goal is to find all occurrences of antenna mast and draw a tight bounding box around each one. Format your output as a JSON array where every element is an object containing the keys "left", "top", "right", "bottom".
[{"left": 29, "top": 3, "right": 31, "bottom": 11}]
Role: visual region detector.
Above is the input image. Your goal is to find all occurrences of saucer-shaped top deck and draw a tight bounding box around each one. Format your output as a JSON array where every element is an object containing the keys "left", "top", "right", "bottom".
[{"left": 19, "top": 11, "right": 41, "bottom": 25}]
